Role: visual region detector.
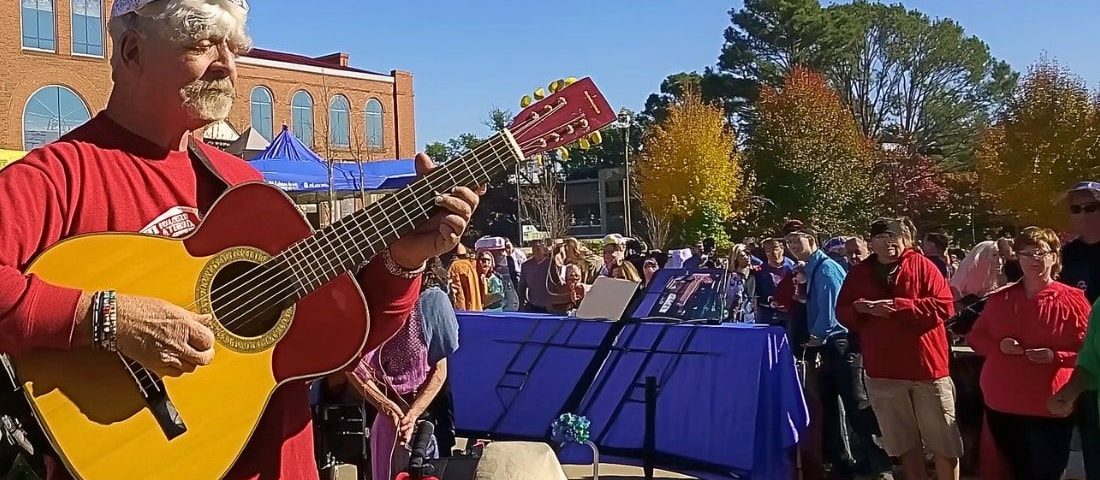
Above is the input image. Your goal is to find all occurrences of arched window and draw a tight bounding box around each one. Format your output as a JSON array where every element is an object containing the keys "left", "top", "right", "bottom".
[
  {"left": 329, "top": 95, "right": 351, "bottom": 148},
  {"left": 21, "top": 0, "right": 55, "bottom": 51},
  {"left": 291, "top": 91, "right": 314, "bottom": 146},
  {"left": 250, "top": 87, "right": 274, "bottom": 140},
  {"left": 365, "top": 99, "right": 384, "bottom": 150},
  {"left": 23, "top": 85, "right": 91, "bottom": 150},
  {"left": 71, "top": 0, "right": 103, "bottom": 56}
]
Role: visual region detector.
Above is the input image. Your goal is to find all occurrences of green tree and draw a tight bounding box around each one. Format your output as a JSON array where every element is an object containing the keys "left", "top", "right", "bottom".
[
  {"left": 708, "top": 0, "right": 1017, "bottom": 164},
  {"left": 751, "top": 67, "right": 877, "bottom": 235}
]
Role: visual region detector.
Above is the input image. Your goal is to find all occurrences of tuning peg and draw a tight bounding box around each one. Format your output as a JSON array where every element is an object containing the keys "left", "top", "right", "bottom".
[
  {"left": 588, "top": 131, "right": 603, "bottom": 145},
  {"left": 533, "top": 88, "right": 546, "bottom": 100},
  {"left": 549, "top": 79, "right": 565, "bottom": 94},
  {"left": 520, "top": 95, "right": 533, "bottom": 108},
  {"left": 578, "top": 137, "right": 592, "bottom": 150},
  {"left": 564, "top": 77, "right": 578, "bottom": 86},
  {"left": 556, "top": 147, "right": 570, "bottom": 160}
]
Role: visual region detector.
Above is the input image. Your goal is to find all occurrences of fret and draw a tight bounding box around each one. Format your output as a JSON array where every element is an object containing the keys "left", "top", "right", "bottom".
[
  {"left": 280, "top": 244, "right": 309, "bottom": 295},
  {"left": 262, "top": 131, "right": 524, "bottom": 307}
]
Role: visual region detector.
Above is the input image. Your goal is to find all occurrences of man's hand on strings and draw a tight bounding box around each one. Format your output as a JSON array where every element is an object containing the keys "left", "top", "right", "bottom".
[{"left": 389, "top": 153, "right": 486, "bottom": 269}]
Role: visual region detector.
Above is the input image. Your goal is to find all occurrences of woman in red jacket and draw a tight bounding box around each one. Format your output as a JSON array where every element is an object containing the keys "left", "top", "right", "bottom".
[{"left": 967, "top": 227, "right": 1090, "bottom": 480}]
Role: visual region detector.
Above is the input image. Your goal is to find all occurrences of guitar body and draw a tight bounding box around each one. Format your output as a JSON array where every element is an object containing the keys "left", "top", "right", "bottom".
[{"left": 12, "top": 183, "right": 396, "bottom": 480}]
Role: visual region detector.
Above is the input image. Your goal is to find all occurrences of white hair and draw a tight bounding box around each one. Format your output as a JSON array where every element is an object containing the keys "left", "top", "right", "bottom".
[
  {"left": 108, "top": 0, "right": 252, "bottom": 54},
  {"left": 950, "top": 241, "right": 1004, "bottom": 297}
]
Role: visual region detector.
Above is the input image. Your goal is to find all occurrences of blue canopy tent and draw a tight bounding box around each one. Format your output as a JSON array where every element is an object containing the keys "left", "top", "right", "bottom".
[
  {"left": 333, "top": 159, "right": 417, "bottom": 190},
  {"left": 250, "top": 126, "right": 357, "bottom": 193},
  {"left": 250, "top": 126, "right": 417, "bottom": 193}
]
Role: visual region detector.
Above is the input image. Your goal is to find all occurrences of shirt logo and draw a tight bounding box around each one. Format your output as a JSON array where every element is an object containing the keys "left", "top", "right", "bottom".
[
  {"left": 140, "top": 206, "right": 200, "bottom": 238},
  {"left": 1078, "top": 280, "right": 1089, "bottom": 291}
]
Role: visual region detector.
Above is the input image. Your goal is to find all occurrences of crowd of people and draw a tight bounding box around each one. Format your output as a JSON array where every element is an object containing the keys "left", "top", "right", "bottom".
[{"left": 411, "top": 181, "right": 1100, "bottom": 480}]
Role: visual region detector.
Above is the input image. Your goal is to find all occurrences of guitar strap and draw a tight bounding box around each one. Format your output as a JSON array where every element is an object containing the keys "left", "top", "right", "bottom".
[{"left": 187, "top": 137, "right": 233, "bottom": 208}]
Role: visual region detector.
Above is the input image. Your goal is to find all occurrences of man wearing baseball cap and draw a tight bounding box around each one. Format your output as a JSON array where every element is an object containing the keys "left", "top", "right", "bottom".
[
  {"left": 1049, "top": 181, "right": 1100, "bottom": 478},
  {"left": 837, "top": 218, "right": 962, "bottom": 480},
  {"left": 0, "top": 1, "right": 481, "bottom": 478},
  {"left": 781, "top": 220, "right": 890, "bottom": 479}
]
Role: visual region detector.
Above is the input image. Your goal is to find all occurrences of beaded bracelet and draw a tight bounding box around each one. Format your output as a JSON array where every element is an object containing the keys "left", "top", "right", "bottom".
[
  {"left": 90, "top": 291, "right": 103, "bottom": 349},
  {"left": 100, "top": 291, "right": 118, "bottom": 353},
  {"left": 90, "top": 291, "right": 118, "bottom": 352},
  {"left": 381, "top": 248, "right": 426, "bottom": 279}
]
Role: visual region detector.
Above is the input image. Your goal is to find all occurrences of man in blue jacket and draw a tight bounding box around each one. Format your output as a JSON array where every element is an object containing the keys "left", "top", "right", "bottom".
[{"left": 783, "top": 220, "right": 890, "bottom": 480}]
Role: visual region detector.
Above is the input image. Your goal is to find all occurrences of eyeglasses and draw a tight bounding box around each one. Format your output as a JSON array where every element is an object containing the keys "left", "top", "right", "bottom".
[
  {"left": 1070, "top": 203, "right": 1100, "bottom": 214},
  {"left": 1017, "top": 250, "right": 1054, "bottom": 260}
]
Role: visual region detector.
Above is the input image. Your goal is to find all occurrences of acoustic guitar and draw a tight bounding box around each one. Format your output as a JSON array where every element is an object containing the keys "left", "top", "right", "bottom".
[{"left": 13, "top": 77, "right": 615, "bottom": 479}]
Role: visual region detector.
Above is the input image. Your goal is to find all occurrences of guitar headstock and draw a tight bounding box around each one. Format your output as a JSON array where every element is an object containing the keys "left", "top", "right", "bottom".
[{"left": 508, "top": 77, "right": 616, "bottom": 159}]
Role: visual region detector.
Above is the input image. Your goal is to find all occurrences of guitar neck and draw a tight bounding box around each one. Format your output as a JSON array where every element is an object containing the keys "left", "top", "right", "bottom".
[{"left": 271, "top": 130, "right": 525, "bottom": 300}]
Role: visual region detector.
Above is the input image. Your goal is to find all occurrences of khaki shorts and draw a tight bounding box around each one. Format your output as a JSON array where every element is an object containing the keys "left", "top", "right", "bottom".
[{"left": 866, "top": 376, "right": 965, "bottom": 458}]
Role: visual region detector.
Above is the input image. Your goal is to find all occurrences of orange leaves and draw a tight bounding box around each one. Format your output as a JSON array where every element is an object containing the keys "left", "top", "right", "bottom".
[
  {"left": 752, "top": 66, "right": 877, "bottom": 233},
  {"left": 975, "top": 59, "right": 1100, "bottom": 228}
]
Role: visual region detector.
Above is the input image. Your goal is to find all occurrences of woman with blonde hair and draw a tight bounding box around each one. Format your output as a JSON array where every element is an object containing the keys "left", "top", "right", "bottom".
[
  {"left": 951, "top": 241, "right": 1005, "bottom": 298},
  {"left": 947, "top": 241, "right": 1008, "bottom": 335},
  {"left": 725, "top": 244, "right": 756, "bottom": 323}
]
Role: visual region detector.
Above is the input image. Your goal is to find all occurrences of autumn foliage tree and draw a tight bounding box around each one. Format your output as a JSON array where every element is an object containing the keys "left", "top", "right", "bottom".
[
  {"left": 751, "top": 67, "right": 877, "bottom": 234},
  {"left": 636, "top": 87, "right": 745, "bottom": 246},
  {"left": 875, "top": 149, "right": 950, "bottom": 219},
  {"left": 976, "top": 60, "right": 1100, "bottom": 228}
]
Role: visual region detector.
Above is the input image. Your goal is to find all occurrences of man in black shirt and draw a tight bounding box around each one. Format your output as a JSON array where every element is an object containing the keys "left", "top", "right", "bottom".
[
  {"left": 1058, "top": 181, "right": 1100, "bottom": 479},
  {"left": 923, "top": 232, "right": 951, "bottom": 279}
]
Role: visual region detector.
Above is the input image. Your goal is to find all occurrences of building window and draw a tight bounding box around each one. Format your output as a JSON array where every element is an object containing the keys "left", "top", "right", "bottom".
[
  {"left": 365, "top": 99, "right": 384, "bottom": 150},
  {"left": 71, "top": 0, "right": 103, "bottom": 56},
  {"left": 250, "top": 87, "right": 274, "bottom": 140},
  {"left": 291, "top": 90, "right": 314, "bottom": 146},
  {"left": 23, "top": 85, "right": 91, "bottom": 150},
  {"left": 22, "top": 0, "right": 56, "bottom": 51},
  {"left": 329, "top": 95, "right": 351, "bottom": 148}
]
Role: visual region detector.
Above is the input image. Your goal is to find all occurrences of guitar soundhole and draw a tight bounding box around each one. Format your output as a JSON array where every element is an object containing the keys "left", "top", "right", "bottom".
[{"left": 209, "top": 260, "right": 293, "bottom": 338}]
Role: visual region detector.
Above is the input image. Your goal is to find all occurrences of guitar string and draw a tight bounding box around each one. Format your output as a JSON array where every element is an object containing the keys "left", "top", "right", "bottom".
[
  {"left": 217, "top": 137, "right": 514, "bottom": 328},
  {"left": 123, "top": 104, "right": 582, "bottom": 382},
  {"left": 183, "top": 122, "right": 530, "bottom": 317},
  {"left": 218, "top": 110, "right": 586, "bottom": 330},
  {"left": 177, "top": 99, "right": 570, "bottom": 323},
  {"left": 203, "top": 107, "right": 569, "bottom": 326}
]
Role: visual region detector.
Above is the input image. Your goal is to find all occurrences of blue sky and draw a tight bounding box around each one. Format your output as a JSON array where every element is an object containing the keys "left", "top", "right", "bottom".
[{"left": 247, "top": 1, "right": 1100, "bottom": 150}]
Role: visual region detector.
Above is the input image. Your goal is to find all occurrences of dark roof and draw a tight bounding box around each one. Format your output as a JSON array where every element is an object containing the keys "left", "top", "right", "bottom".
[{"left": 244, "top": 48, "right": 389, "bottom": 77}]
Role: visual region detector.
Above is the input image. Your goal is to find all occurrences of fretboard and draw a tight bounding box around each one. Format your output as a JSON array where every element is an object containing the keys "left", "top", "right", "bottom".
[{"left": 270, "top": 130, "right": 524, "bottom": 303}]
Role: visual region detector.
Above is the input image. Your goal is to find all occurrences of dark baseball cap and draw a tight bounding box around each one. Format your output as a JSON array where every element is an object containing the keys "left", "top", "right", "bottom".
[{"left": 782, "top": 220, "right": 816, "bottom": 237}]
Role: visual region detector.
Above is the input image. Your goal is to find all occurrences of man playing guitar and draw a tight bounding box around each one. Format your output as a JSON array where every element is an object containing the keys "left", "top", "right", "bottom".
[{"left": 0, "top": 0, "right": 480, "bottom": 478}]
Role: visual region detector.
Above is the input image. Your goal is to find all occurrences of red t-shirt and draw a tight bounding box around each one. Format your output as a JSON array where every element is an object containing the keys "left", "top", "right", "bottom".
[
  {"left": 967, "top": 281, "right": 1090, "bottom": 417},
  {"left": 0, "top": 114, "right": 419, "bottom": 479}
]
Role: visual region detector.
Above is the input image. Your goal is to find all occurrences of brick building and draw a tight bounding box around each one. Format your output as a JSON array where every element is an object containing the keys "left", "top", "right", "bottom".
[{"left": 3, "top": 0, "right": 415, "bottom": 160}]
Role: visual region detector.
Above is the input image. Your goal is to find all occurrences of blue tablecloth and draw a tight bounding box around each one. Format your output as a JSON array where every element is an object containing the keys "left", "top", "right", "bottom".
[{"left": 450, "top": 312, "right": 808, "bottom": 479}]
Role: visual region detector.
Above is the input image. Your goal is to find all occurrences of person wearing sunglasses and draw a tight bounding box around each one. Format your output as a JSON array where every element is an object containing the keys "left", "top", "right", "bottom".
[
  {"left": 970, "top": 227, "right": 1090, "bottom": 480},
  {"left": 836, "top": 217, "right": 961, "bottom": 480},
  {"left": 1048, "top": 180, "right": 1100, "bottom": 478}
]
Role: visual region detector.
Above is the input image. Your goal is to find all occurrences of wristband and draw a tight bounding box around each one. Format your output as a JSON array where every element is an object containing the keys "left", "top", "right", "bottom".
[{"left": 381, "top": 249, "right": 426, "bottom": 279}]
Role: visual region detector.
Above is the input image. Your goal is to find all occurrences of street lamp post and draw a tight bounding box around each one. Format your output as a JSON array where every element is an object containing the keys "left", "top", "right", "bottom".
[{"left": 618, "top": 108, "right": 633, "bottom": 237}]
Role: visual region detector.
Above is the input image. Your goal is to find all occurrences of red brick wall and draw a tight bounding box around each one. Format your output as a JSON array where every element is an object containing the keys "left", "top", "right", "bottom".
[{"left": 0, "top": 0, "right": 415, "bottom": 158}]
